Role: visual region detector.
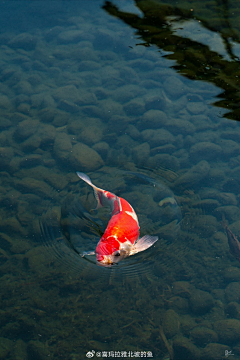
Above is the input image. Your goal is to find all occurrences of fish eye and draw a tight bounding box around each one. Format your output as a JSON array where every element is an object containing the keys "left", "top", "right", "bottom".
[{"left": 113, "top": 250, "right": 120, "bottom": 256}]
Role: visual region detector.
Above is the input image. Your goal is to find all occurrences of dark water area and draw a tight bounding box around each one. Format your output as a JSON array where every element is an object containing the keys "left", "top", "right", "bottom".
[{"left": 1, "top": 0, "right": 240, "bottom": 359}]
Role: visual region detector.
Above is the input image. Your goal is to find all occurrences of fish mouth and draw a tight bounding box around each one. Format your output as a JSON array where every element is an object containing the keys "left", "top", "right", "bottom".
[
  {"left": 97, "top": 255, "right": 118, "bottom": 267},
  {"left": 97, "top": 259, "right": 117, "bottom": 267}
]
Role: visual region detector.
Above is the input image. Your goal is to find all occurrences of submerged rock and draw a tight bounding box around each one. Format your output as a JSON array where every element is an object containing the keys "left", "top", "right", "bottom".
[
  {"left": 14, "top": 339, "right": 28, "bottom": 360},
  {"left": 141, "top": 128, "right": 174, "bottom": 147},
  {"left": 225, "top": 282, "right": 240, "bottom": 303},
  {"left": 54, "top": 132, "right": 72, "bottom": 163},
  {"left": 8, "top": 33, "right": 37, "bottom": 50},
  {"left": 190, "top": 326, "right": 218, "bottom": 346},
  {"left": 203, "top": 343, "right": 229, "bottom": 360},
  {"left": 0, "top": 337, "right": 13, "bottom": 358},
  {"left": 214, "top": 319, "right": 240, "bottom": 344},
  {"left": 189, "top": 289, "right": 214, "bottom": 314},
  {"left": 132, "top": 142, "right": 150, "bottom": 166},
  {"left": 162, "top": 309, "right": 180, "bottom": 338},
  {"left": 174, "top": 160, "right": 210, "bottom": 187},
  {"left": 70, "top": 143, "right": 104, "bottom": 171},
  {"left": 14, "top": 118, "right": 39, "bottom": 141},
  {"left": 0, "top": 147, "right": 14, "bottom": 170},
  {"left": 190, "top": 141, "right": 222, "bottom": 162},
  {"left": 173, "top": 336, "right": 201, "bottom": 360}
]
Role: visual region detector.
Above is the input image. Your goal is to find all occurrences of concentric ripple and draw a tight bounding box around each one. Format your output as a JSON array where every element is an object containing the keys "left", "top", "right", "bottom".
[{"left": 39, "top": 169, "right": 182, "bottom": 281}]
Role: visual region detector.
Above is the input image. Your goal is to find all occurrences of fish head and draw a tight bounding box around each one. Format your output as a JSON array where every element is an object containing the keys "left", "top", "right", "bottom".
[
  {"left": 96, "top": 239, "right": 132, "bottom": 267},
  {"left": 96, "top": 250, "right": 127, "bottom": 267}
]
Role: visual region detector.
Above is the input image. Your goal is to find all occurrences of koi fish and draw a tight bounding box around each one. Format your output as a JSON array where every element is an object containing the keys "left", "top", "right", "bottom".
[
  {"left": 76, "top": 172, "right": 158, "bottom": 267},
  {"left": 223, "top": 215, "right": 240, "bottom": 262}
]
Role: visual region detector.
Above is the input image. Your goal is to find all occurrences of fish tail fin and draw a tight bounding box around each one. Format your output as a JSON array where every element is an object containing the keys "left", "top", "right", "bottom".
[
  {"left": 76, "top": 172, "right": 104, "bottom": 209},
  {"left": 130, "top": 235, "right": 158, "bottom": 255}
]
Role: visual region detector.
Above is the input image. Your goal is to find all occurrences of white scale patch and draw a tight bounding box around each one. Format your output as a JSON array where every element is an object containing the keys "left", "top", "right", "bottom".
[{"left": 125, "top": 208, "right": 139, "bottom": 225}]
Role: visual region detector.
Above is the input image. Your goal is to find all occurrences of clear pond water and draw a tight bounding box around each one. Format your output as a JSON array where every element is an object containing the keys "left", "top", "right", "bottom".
[{"left": 1, "top": 0, "right": 240, "bottom": 359}]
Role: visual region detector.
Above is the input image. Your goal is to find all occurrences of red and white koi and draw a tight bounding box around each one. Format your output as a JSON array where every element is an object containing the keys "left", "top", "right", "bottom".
[{"left": 77, "top": 172, "right": 158, "bottom": 267}]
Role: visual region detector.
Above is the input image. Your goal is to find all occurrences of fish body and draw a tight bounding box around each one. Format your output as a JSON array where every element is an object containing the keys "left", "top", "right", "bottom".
[
  {"left": 223, "top": 217, "right": 240, "bottom": 262},
  {"left": 77, "top": 172, "right": 158, "bottom": 266}
]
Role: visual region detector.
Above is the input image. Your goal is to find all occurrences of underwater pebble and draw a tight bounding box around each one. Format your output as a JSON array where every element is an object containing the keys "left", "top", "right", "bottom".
[
  {"left": 221, "top": 129, "right": 240, "bottom": 142},
  {"left": 166, "top": 118, "right": 196, "bottom": 135},
  {"left": 132, "top": 142, "right": 150, "bottom": 167},
  {"left": 24, "top": 166, "right": 69, "bottom": 190},
  {"left": 172, "top": 281, "right": 192, "bottom": 298},
  {"left": 217, "top": 192, "right": 238, "bottom": 206},
  {"left": 0, "top": 95, "right": 12, "bottom": 110},
  {"left": 141, "top": 128, "right": 174, "bottom": 147},
  {"left": 78, "top": 125, "right": 103, "bottom": 145},
  {"left": 203, "top": 343, "right": 229, "bottom": 360},
  {"left": 214, "top": 319, "right": 240, "bottom": 344},
  {"left": 8, "top": 33, "right": 37, "bottom": 50},
  {"left": 0, "top": 147, "right": 14, "bottom": 170},
  {"left": 112, "top": 84, "right": 144, "bottom": 103},
  {"left": 20, "top": 134, "right": 42, "bottom": 152},
  {"left": 163, "top": 76, "right": 185, "bottom": 98},
  {"left": 189, "top": 289, "right": 214, "bottom": 314},
  {"left": 28, "top": 340, "right": 51, "bottom": 359},
  {"left": 225, "top": 282, "right": 240, "bottom": 303},
  {"left": 58, "top": 99, "right": 80, "bottom": 113},
  {"left": 0, "top": 337, "right": 13, "bottom": 358},
  {"left": 144, "top": 94, "right": 166, "bottom": 112},
  {"left": 0, "top": 117, "right": 11, "bottom": 129},
  {"left": 14, "top": 80, "right": 33, "bottom": 95},
  {"left": 151, "top": 144, "right": 176, "bottom": 155},
  {"left": 92, "top": 141, "right": 110, "bottom": 160},
  {"left": 187, "top": 101, "right": 207, "bottom": 114},
  {"left": 223, "top": 267, "right": 240, "bottom": 282},
  {"left": 1, "top": 216, "right": 27, "bottom": 236},
  {"left": 14, "top": 118, "right": 39, "bottom": 141},
  {"left": 58, "top": 29, "right": 84, "bottom": 43},
  {"left": 162, "top": 309, "right": 180, "bottom": 339},
  {"left": 190, "top": 326, "right": 218, "bottom": 347},
  {"left": 123, "top": 98, "right": 145, "bottom": 116},
  {"left": 148, "top": 153, "right": 180, "bottom": 171},
  {"left": 38, "top": 124, "right": 56, "bottom": 147},
  {"left": 214, "top": 205, "right": 240, "bottom": 222},
  {"left": 70, "top": 142, "right": 104, "bottom": 171},
  {"left": 226, "top": 302, "right": 240, "bottom": 320},
  {"left": 174, "top": 160, "right": 210, "bottom": 187},
  {"left": 168, "top": 296, "right": 189, "bottom": 313},
  {"left": 192, "top": 215, "right": 218, "bottom": 237},
  {"left": 220, "top": 139, "right": 240, "bottom": 156},
  {"left": 190, "top": 141, "right": 222, "bottom": 162},
  {"left": 54, "top": 132, "right": 72, "bottom": 163},
  {"left": 141, "top": 109, "right": 168, "bottom": 128},
  {"left": 14, "top": 177, "right": 53, "bottom": 198},
  {"left": 25, "top": 246, "right": 55, "bottom": 273},
  {"left": 173, "top": 335, "right": 201, "bottom": 360},
  {"left": 126, "top": 124, "right": 141, "bottom": 140},
  {"left": 14, "top": 339, "right": 28, "bottom": 360},
  {"left": 52, "top": 85, "right": 81, "bottom": 104}
]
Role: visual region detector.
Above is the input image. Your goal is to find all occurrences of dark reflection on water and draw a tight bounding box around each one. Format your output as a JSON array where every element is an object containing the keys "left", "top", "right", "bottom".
[
  {"left": 104, "top": 0, "right": 240, "bottom": 121},
  {"left": 0, "top": 0, "right": 240, "bottom": 359}
]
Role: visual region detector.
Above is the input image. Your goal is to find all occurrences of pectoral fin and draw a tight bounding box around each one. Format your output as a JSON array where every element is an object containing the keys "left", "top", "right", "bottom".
[
  {"left": 130, "top": 235, "right": 158, "bottom": 255},
  {"left": 81, "top": 250, "right": 95, "bottom": 257}
]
